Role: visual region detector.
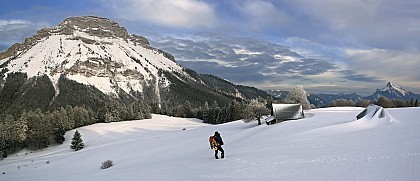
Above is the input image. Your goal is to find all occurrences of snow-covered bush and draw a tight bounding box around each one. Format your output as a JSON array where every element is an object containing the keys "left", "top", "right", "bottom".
[
  {"left": 101, "top": 160, "right": 113, "bottom": 169},
  {"left": 243, "top": 99, "right": 270, "bottom": 125},
  {"left": 285, "top": 85, "right": 311, "bottom": 110}
]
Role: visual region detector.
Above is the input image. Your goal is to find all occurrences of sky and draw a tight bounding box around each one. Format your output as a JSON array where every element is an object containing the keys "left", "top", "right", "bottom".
[{"left": 1, "top": 0, "right": 420, "bottom": 95}]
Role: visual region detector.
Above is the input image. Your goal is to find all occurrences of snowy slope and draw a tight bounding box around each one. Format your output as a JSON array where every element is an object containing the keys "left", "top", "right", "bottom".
[{"left": 1, "top": 107, "right": 419, "bottom": 181}]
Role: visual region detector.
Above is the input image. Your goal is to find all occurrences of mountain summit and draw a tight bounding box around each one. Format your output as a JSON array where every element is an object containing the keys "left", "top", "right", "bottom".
[
  {"left": 366, "top": 81, "right": 419, "bottom": 100},
  {"left": 380, "top": 82, "right": 407, "bottom": 97}
]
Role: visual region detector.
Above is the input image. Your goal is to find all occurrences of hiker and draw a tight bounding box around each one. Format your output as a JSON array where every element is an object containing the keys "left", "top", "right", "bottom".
[{"left": 210, "top": 131, "right": 224, "bottom": 159}]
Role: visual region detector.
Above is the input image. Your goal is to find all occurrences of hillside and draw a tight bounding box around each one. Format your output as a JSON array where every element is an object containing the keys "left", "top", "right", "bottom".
[{"left": 1, "top": 107, "right": 419, "bottom": 180}]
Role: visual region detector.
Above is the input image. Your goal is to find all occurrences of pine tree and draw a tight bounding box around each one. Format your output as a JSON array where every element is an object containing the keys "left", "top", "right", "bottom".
[
  {"left": 209, "top": 100, "right": 220, "bottom": 124},
  {"left": 104, "top": 100, "right": 121, "bottom": 123},
  {"left": 202, "top": 101, "right": 209, "bottom": 122},
  {"left": 65, "top": 105, "right": 76, "bottom": 128},
  {"left": 7, "top": 115, "right": 27, "bottom": 151},
  {"left": 230, "top": 101, "right": 242, "bottom": 121},
  {"left": 105, "top": 111, "right": 120, "bottom": 123},
  {"left": 0, "top": 137, "right": 7, "bottom": 159},
  {"left": 50, "top": 110, "right": 66, "bottom": 144},
  {"left": 0, "top": 123, "right": 9, "bottom": 159},
  {"left": 184, "top": 101, "right": 193, "bottom": 118},
  {"left": 70, "top": 130, "right": 84, "bottom": 151},
  {"left": 25, "top": 109, "right": 51, "bottom": 150},
  {"left": 59, "top": 107, "right": 73, "bottom": 130}
]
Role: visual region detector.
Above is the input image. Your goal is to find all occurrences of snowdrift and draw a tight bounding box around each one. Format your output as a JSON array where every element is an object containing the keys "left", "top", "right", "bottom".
[
  {"left": 298, "top": 105, "right": 396, "bottom": 136},
  {"left": 355, "top": 104, "right": 396, "bottom": 128}
]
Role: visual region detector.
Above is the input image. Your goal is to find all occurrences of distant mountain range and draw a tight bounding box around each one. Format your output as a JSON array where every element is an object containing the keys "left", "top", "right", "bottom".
[
  {"left": 267, "top": 82, "right": 420, "bottom": 107},
  {"left": 364, "top": 82, "right": 420, "bottom": 101}
]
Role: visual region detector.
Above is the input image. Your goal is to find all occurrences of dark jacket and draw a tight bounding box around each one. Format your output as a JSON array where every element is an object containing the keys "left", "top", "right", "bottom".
[{"left": 214, "top": 135, "right": 223, "bottom": 145}]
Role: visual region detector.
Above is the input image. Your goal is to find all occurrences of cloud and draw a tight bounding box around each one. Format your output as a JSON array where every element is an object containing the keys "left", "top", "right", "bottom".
[
  {"left": 287, "top": 0, "right": 420, "bottom": 49},
  {"left": 178, "top": 60, "right": 268, "bottom": 83},
  {"left": 0, "top": 19, "right": 48, "bottom": 46},
  {"left": 148, "top": 34, "right": 342, "bottom": 89},
  {"left": 100, "top": 0, "right": 216, "bottom": 29},
  {"left": 343, "top": 48, "right": 420, "bottom": 90},
  {"left": 235, "top": 1, "right": 289, "bottom": 31},
  {"left": 291, "top": 0, "right": 381, "bottom": 30},
  {"left": 149, "top": 32, "right": 420, "bottom": 93},
  {"left": 338, "top": 70, "right": 381, "bottom": 83},
  {"left": 0, "top": 19, "right": 32, "bottom": 27}
]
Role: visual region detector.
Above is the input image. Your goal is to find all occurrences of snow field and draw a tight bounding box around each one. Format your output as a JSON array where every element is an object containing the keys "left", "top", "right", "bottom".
[{"left": 0, "top": 107, "right": 419, "bottom": 181}]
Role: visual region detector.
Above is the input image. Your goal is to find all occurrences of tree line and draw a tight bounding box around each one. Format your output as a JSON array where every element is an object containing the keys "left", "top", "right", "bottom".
[
  {"left": 0, "top": 100, "right": 151, "bottom": 159},
  {"left": 152, "top": 100, "right": 246, "bottom": 125},
  {"left": 329, "top": 96, "right": 419, "bottom": 108}
]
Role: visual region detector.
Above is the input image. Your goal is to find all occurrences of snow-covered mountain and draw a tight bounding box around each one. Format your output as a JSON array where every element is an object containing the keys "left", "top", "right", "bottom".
[
  {"left": 364, "top": 82, "right": 420, "bottom": 100},
  {"left": 0, "top": 16, "right": 270, "bottom": 117},
  {"left": 0, "top": 16, "right": 181, "bottom": 97}
]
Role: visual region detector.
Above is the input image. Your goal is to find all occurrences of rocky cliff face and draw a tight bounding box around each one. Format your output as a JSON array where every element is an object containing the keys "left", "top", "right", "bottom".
[{"left": 54, "top": 16, "right": 130, "bottom": 39}]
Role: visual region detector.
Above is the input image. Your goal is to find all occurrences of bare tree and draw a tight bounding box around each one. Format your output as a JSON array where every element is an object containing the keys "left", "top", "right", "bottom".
[{"left": 243, "top": 100, "right": 270, "bottom": 125}]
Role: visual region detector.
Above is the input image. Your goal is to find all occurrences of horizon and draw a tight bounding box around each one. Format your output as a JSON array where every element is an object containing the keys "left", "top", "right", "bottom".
[{"left": 1, "top": 1, "right": 419, "bottom": 95}]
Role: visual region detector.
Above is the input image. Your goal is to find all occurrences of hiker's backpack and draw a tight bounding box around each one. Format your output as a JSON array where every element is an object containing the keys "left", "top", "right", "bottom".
[{"left": 209, "top": 136, "right": 218, "bottom": 150}]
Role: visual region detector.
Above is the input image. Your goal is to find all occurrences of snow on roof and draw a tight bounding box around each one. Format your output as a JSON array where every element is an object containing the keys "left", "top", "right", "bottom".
[{"left": 272, "top": 103, "right": 304, "bottom": 121}]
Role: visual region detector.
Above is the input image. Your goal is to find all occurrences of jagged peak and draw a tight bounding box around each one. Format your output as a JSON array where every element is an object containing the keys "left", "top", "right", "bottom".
[
  {"left": 386, "top": 81, "right": 398, "bottom": 88},
  {"left": 380, "top": 81, "right": 407, "bottom": 96}
]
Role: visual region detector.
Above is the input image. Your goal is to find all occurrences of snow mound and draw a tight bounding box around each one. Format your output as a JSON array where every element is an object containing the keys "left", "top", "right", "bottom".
[
  {"left": 354, "top": 104, "right": 396, "bottom": 127},
  {"left": 303, "top": 105, "right": 396, "bottom": 136}
]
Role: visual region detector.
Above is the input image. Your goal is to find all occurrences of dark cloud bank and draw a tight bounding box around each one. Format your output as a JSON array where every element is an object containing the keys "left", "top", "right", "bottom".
[{"left": 149, "top": 34, "right": 381, "bottom": 89}]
